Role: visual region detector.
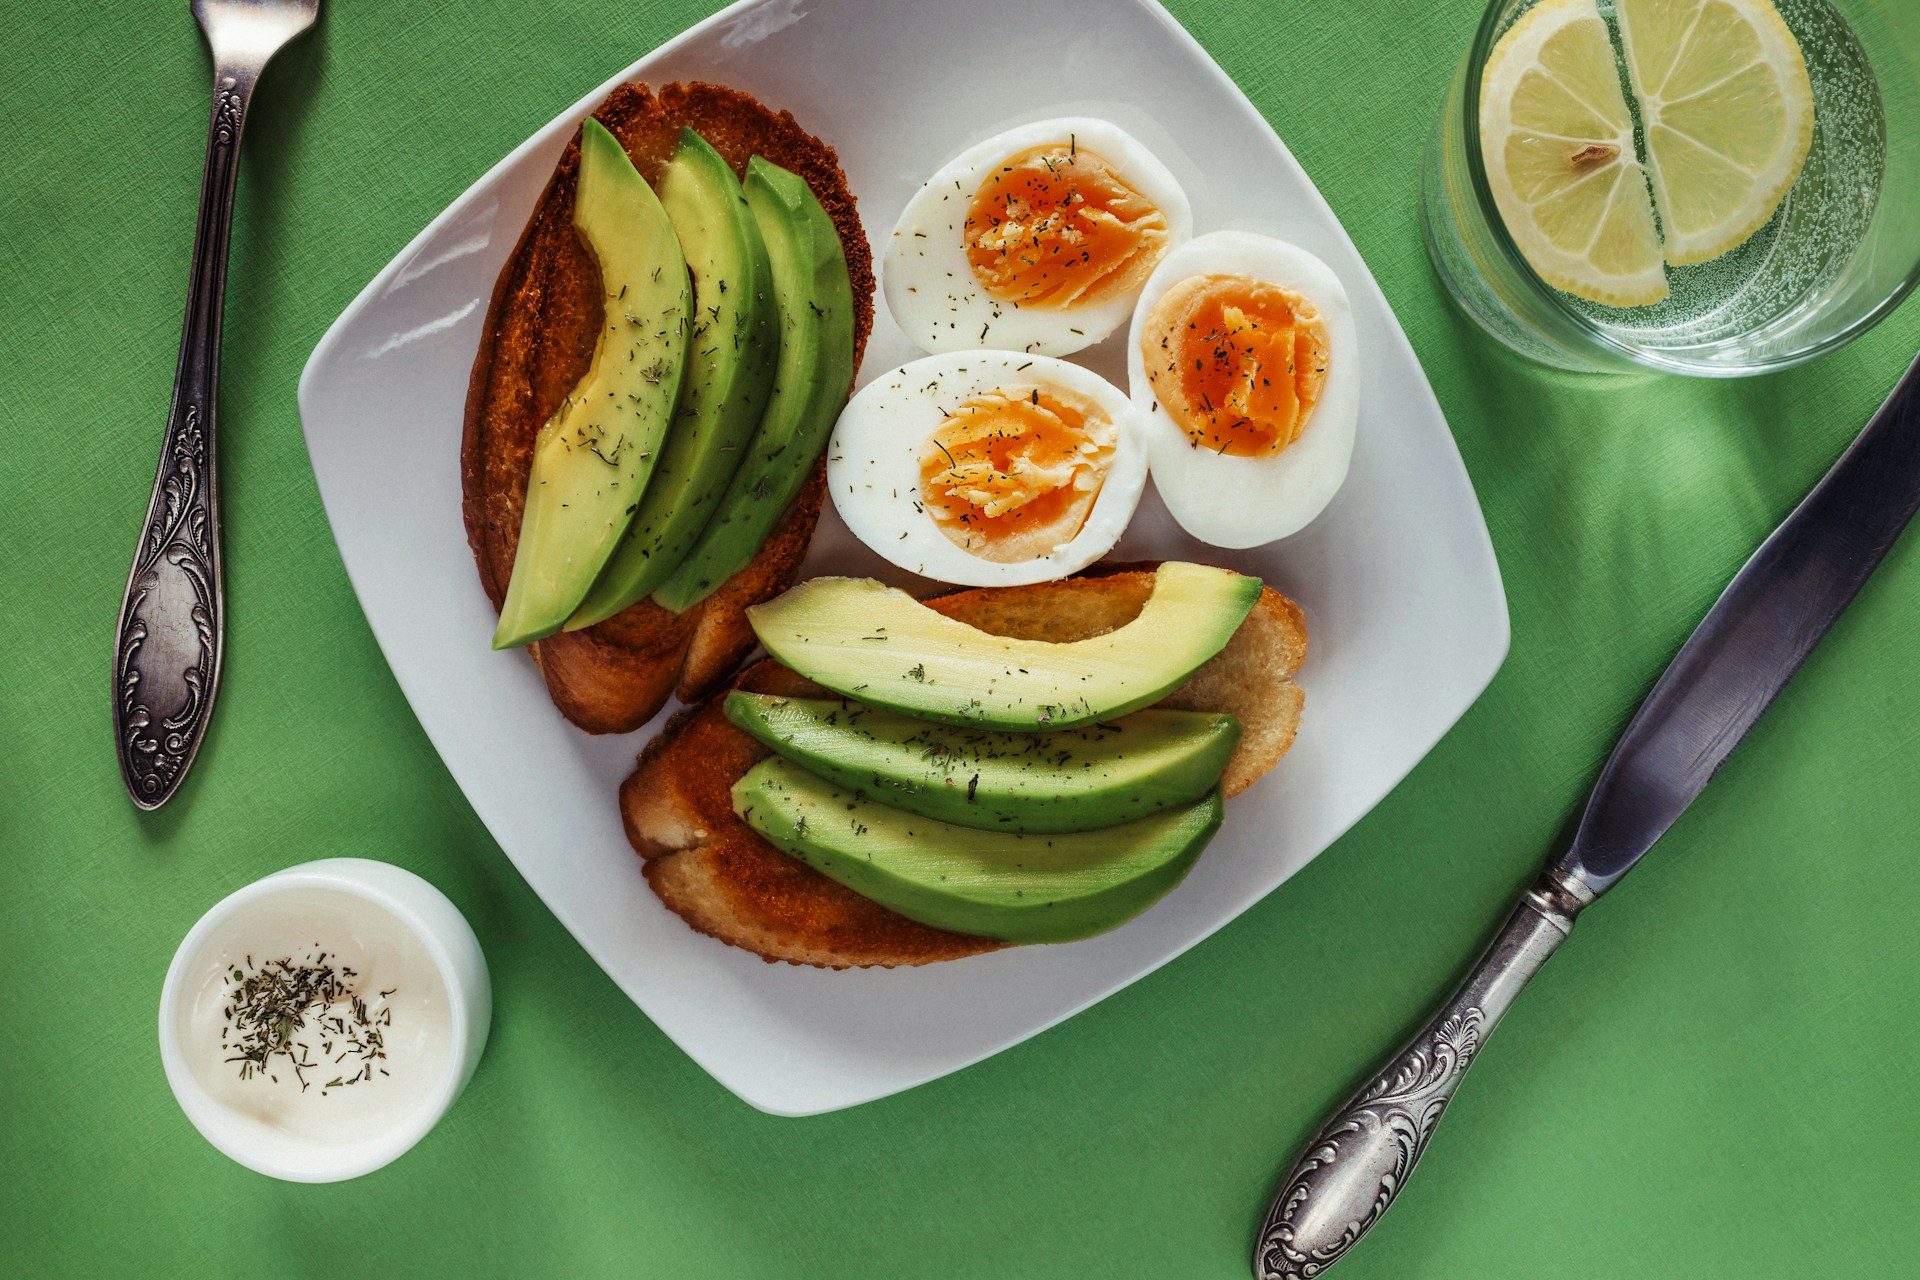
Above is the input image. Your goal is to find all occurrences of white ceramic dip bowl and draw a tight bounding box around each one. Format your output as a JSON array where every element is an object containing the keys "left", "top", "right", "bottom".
[{"left": 159, "top": 858, "right": 490, "bottom": 1182}]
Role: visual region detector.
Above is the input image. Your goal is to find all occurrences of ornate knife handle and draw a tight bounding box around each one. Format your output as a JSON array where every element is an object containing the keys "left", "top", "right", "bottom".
[
  {"left": 1252, "top": 869, "right": 1595, "bottom": 1279},
  {"left": 112, "top": 62, "right": 260, "bottom": 809}
]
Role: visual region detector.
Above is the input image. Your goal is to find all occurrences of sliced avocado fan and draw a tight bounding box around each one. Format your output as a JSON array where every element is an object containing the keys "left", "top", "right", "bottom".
[
  {"left": 568, "top": 129, "right": 779, "bottom": 629},
  {"left": 651, "top": 156, "right": 857, "bottom": 615},
  {"left": 493, "top": 118, "right": 690, "bottom": 649},
  {"left": 734, "top": 757, "right": 1224, "bottom": 943}
]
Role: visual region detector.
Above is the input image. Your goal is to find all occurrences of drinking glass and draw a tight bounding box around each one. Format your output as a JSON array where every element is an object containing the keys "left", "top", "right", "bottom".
[{"left": 1422, "top": 0, "right": 1920, "bottom": 375}]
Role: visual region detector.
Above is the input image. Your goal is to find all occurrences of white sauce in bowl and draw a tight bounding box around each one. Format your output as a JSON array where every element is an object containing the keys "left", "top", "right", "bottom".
[
  {"left": 178, "top": 888, "right": 452, "bottom": 1142},
  {"left": 160, "top": 859, "right": 489, "bottom": 1182}
]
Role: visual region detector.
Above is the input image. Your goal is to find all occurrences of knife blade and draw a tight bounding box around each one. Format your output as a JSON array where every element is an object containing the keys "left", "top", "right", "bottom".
[
  {"left": 1564, "top": 352, "right": 1920, "bottom": 891},
  {"left": 1253, "top": 350, "right": 1920, "bottom": 1280}
]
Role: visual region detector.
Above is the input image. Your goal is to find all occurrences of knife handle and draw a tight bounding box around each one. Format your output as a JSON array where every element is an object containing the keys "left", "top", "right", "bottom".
[{"left": 1252, "top": 868, "right": 1595, "bottom": 1279}]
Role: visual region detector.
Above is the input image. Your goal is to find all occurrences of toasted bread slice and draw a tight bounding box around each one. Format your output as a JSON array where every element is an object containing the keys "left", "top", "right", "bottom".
[
  {"left": 463, "top": 83, "right": 876, "bottom": 733},
  {"left": 623, "top": 567, "right": 1307, "bottom": 969}
]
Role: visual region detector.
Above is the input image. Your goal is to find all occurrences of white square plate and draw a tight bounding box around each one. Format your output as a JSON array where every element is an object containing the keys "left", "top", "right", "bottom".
[{"left": 299, "top": 0, "right": 1507, "bottom": 1115}]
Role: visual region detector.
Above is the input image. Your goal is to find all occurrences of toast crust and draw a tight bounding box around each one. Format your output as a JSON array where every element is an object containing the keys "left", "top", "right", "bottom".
[
  {"left": 463, "top": 82, "right": 875, "bottom": 734},
  {"left": 623, "top": 567, "right": 1308, "bottom": 968}
]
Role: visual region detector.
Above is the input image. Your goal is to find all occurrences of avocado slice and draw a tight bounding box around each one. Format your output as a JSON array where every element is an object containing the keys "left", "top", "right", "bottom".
[
  {"left": 493, "top": 118, "right": 691, "bottom": 649},
  {"left": 568, "top": 130, "right": 780, "bottom": 628},
  {"left": 745, "top": 562, "right": 1262, "bottom": 730},
  {"left": 733, "top": 758, "right": 1222, "bottom": 943},
  {"left": 726, "top": 692, "right": 1240, "bottom": 833},
  {"left": 650, "top": 156, "right": 857, "bottom": 614}
]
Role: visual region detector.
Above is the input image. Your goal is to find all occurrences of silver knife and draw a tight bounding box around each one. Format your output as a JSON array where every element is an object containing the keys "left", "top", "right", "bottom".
[{"left": 1253, "top": 350, "right": 1920, "bottom": 1280}]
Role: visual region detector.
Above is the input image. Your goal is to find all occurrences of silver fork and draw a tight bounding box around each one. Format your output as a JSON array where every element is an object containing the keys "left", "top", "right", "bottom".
[{"left": 112, "top": 0, "right": 320, "bottom": 809}]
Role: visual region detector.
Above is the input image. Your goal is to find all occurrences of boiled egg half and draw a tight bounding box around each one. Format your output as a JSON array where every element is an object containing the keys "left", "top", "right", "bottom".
[
  {"left": 828, "top": 352, "right": 1147, "bottom": 586},
  {"left": 884, "top": 118, "right": 1192, "bottom": 358},
  {"left": 1127, "top": 232, "right": 1359, "bottom": 547}
]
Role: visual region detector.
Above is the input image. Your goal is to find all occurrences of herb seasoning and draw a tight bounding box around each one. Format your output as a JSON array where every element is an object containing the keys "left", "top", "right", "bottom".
[{"left": 219, "top": 950, "right": 395, "bottom": 1095}]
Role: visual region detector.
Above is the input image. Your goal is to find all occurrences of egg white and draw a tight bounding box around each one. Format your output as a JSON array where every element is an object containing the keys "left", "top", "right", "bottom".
[
  {"left": 883, "top": 118, "right": 1193, "bottom": 359},
  {"left": 827, "top": 352, "right": 1148, "bottom": 586},
  {"left": 1126, "top": 232, "right": 1359, "bottom": 548}
]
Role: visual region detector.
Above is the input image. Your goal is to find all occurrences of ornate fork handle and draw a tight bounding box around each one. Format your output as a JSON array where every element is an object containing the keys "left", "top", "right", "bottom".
[
  {"left": 111, "top": 62, "right": 260, "bottom": 809},
  {"left": 1252, "top": 869, "right": 1595, "bottom": 1279}
]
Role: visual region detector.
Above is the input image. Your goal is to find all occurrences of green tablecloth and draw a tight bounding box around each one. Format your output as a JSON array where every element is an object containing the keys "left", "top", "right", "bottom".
[{"left": 5, "top": 1, "right": 1918, "bottom": 1275}]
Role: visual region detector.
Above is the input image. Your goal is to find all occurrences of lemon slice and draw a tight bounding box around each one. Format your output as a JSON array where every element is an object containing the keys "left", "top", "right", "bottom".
[
  {"left": 1616, "top": 0, "right": 1814, "bottom": 264},
  {"left": 1479, "top": 0, "right": 1668, "bottom": 306}
]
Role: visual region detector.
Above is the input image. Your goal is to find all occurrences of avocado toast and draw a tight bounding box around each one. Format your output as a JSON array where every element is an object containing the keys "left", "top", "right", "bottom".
[
  {"left": 463, "top": 82, "right": 875, "bottom": 733},
  {"left": 623, "top": 565, "right": 1308, "bottom": 968}
]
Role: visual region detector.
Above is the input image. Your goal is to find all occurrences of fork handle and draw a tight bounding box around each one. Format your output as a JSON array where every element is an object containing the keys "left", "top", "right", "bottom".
[
  {"left": 1251, "top": 868, "right": 1595, "bottom": 1279},
  {"left": 111, "top": 59, "right": 260, "bottom": 809}
]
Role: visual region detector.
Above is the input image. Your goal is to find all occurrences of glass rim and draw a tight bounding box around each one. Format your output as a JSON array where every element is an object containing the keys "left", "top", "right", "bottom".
[{"left": 1458, "top": 0, "right": 1920, "bottom": 376}]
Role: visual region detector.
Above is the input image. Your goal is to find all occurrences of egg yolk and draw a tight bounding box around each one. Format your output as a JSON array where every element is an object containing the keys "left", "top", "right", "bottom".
[
  {"left": 919, "top": 388, "right": 1115, "bottom": 563},
  {"left": 963, "top": 145, "right": 1169, "bottom": 309},
  {"left": 1141, "top": 274, "right": 1330, "bottom": 457}
]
